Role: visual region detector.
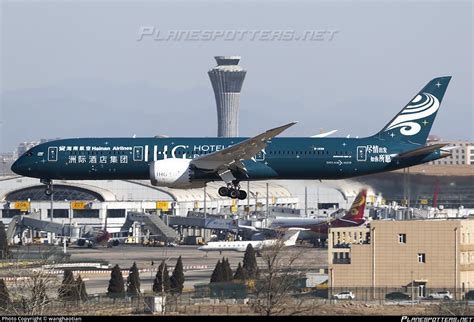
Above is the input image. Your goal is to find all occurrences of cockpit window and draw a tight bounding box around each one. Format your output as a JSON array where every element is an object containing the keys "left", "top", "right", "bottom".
[{"left": 26, "top": 151, "right": 33, "bottom": 157}]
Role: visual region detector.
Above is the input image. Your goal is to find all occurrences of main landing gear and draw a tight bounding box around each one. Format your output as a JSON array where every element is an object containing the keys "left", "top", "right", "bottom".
[{"left": 218, "top": 183, "right": 247, "bottom": 200}]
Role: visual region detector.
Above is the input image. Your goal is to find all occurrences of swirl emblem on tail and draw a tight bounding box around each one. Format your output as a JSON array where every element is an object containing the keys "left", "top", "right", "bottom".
[{"left": 385, "top": 93, "right": 440, "bottom": 136}]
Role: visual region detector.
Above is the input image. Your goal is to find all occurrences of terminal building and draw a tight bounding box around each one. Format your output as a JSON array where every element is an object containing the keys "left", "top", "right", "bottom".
[
  {"left": 328, "top": 219, "right": 474, "bottom": 300},
  {"left": 0, "top": 174, "right": 371, "bottom": 243},
  {"left": 0, "top": 176, "right": 299, "bottom": 234}
]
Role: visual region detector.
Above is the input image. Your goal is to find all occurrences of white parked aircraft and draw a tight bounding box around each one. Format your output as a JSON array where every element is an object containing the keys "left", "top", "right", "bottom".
[{"left": 197, "top": 230, "right": 301, "bottom": 253}]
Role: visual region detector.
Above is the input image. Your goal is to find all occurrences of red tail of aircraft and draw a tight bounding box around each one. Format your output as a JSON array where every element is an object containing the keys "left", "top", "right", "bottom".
[
  {"left": 341, "top": 189, "right": 367, "bottom": 223},
  {"left": 305, "top": 188, "right": 368, "bottom": 239}
]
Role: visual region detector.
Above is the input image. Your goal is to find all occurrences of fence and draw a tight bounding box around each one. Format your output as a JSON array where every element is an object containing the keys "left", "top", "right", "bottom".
[{"left": 1, "top": 287, "right": 473, "bottom": 316}]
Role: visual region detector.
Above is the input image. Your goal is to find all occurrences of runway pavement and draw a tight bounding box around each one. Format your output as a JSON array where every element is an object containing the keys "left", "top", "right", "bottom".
[{"left": 65, "top": 244, "right": 328, "bottom": 294}]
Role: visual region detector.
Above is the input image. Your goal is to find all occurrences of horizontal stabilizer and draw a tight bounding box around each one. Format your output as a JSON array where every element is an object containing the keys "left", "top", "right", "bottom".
[{"left": 396, "top": 143, "right": 447, "bottom": 159}]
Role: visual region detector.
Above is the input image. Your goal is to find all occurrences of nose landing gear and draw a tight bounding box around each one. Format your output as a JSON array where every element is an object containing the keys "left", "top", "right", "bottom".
[
  {"left": 218, "top": 184, "right": 247, "bottom": 200},
  {"left": 40, "top": 179, "right": 54, "bottom": 196}
]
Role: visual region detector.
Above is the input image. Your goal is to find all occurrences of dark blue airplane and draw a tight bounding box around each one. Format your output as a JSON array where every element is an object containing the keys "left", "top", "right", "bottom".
[{"left": 12, "top": 77, "right": 452, "bottom": 200}]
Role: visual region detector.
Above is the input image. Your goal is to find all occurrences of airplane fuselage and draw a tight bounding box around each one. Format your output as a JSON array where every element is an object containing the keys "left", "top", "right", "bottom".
[
  {"left": 11, "top": 136, "right": 442, "bottom": 183},
  {"left": 198, "top": 241, "right": 266, "bottom": 252}
]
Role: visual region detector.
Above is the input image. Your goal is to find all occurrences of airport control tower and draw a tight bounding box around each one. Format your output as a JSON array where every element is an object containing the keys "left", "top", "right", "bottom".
[{"left": 208, "top": 56, "right": 246, "bottom": 137}]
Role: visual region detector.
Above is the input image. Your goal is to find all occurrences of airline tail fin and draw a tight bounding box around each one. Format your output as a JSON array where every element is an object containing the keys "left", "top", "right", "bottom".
[
  {"left": 373, "top": 77, "right": 452, "bottom": 145},
  {"left": 342, "top": 189, "right": 367, "bottom": 221},
  {"left": 283, "top": 231, "right": 300, "bottom": 246}
]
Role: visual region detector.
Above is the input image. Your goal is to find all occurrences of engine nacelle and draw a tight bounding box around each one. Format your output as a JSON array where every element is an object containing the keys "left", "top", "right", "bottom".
[{"left": 149, "top": 158, "right": 194, "bottom": 188}]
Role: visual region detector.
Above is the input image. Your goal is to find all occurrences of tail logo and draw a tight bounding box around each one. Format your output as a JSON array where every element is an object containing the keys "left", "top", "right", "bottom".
[
  {"left": 350, "top": 194, "right": 365, "bottom": 215},
  {"left": 385, "top": 92, "right": 440, "bottom": 136}
]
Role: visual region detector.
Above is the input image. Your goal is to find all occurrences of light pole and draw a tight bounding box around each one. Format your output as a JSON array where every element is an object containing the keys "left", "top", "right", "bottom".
[
  {"left": 203, "top": 185, "right": 207, "bottom": 219},
  {"left": 372, "top": 226, "right": 376, "bottom": 300},
  {"left": 65, "top": 199, "right": 73, "bottom": 241},
  {"left": 49, "top": 183, "right": 54, "bottom": 244},
  {"left": 265, "top": 182, "right": 269, "bottom": 220},
  {"left": 255, "top": 192, "right": 259, "bottom": 216},
  {"left": 246, "top": 181, "right": 250, "bottom": 219},
  {"left": 27, "top": 198, "right": 32, "bottom": 243},
  {"left": 304, "top": 186, "right": 308, "bottom": 217}
]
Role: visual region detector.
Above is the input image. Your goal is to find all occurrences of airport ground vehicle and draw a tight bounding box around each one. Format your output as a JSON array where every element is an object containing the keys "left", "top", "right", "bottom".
[
  {"left": 385, "top": 292, "right": 411, "bottom": 300},
  {"left": 427, "top": 291, "right": 453, "bottom": 300},
  {"left": 332, "top": 291, "right": 355, "bottom": 300}
]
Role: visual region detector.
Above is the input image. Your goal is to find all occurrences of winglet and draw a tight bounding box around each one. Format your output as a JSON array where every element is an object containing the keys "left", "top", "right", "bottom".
[{"left": 266, "top": 121, "right": 297, "bottom": 135}]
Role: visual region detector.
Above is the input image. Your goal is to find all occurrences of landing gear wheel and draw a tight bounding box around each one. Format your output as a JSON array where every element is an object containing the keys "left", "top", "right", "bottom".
[
  {"left": 45, "top": 187, "right": 53, "bottom": 196},
  {"left": 218, "top": 187, "right": 229, "bottom": 197},
  {"left": 238, "top": 190, "right": 247, "bottom": 200},
  {"left": 228, "top": 189, "right": 239, "bottom": 199},
  {"left": 218, "top": 180, "right": 247, "bottom": 200},
  {"left": 42, "top": 179, "right": 54, "bottom": 196}
]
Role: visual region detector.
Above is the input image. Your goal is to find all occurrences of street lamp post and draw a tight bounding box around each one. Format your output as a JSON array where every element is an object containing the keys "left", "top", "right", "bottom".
[{"left": 49, "top": 184, "right": 54, "bottom": 244}]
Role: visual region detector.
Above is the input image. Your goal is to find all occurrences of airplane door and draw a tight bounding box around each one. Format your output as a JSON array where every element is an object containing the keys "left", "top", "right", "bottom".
[
  {"left": 255, "top": 149, "right": 266, "bottom": 161},
  {"left": 356, "top": 146, "right": 367, "bottom": 162},
  {"left": 48, "top": 147, "right": 58, "bottom": 162},
  {"left": 133, "top": 146, "right": 144, "bottom": 161}
]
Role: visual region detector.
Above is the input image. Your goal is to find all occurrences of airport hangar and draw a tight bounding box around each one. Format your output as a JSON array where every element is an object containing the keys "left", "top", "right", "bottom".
[{"left": 0, "top": 175, "right": 366, "bottom": 242}]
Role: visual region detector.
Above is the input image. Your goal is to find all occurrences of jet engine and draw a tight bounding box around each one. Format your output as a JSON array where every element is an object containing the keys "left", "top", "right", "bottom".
[{"left": 149, "top": 158, "right": 194, "bottom": 188}]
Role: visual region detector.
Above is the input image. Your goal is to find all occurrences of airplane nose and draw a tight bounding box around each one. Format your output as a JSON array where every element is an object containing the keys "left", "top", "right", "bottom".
[{"left": 11, "top": 158, "right": 24, "bottom": 175}]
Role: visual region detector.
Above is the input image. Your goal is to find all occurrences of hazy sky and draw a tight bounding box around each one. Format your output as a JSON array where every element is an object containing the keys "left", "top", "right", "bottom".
[{"left": 1, "top": 0, "right": 472, "bottom": 153}]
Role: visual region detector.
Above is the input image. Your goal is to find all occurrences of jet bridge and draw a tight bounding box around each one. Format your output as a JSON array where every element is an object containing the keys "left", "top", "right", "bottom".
[
  {"left": 121, "top": 211, "right": 179, "bottom": 242},
  {"left": 6, "top": 214, "right": 73, "bottom": 244},
  {"left": 166, "top": 212, "right": 240, "bottom": 231}
]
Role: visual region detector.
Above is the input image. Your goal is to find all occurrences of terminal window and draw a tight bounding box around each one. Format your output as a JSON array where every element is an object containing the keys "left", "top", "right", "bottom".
[
  {"left": 73, "top": 209, "right": 99, "bottom": 218},
  {"left": 1, "top": 209, "right": 22, "bottom": 218},
  {"left": 47, "top": 209, "right": 69, "bottom": 218},
  {"left": 107, "top": 209, "right": 126, "bottom": 218},
  {"left": 418, "top": 253, "right": 426, "bottom": 263},
  {"left": 398, "top": 234, "right": 407, "bottom": 244}
]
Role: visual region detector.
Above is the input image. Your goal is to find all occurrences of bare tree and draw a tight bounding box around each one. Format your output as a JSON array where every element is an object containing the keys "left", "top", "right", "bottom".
[
  {"left": 4, "top": 250, "right": 63, "bottom": 315},
  {"left": 250, "top": 234, "right": 310, "bottom": 316}
]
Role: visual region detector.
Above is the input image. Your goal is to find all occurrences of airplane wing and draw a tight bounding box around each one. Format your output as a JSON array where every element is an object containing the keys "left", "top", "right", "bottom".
[
  {"left": 239, "top": 225, "right": 310, "bottom": 233},
  {"left": 238, "top": 225, "right": 260, "bottom": 232},
  {"left": 191, "top": 122, "right": 297, "bottom": 180},
  {"left": 394, "top": 143, "right": 447, "bottom": 159},
  {"left": 311, "top": 129, "right": 338, "bottom": 138}
]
